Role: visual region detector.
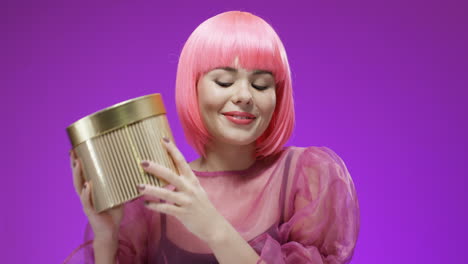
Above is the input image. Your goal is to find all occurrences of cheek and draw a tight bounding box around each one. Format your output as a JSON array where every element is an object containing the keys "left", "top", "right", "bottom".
[
  {"left": 257, "top": 92, "right": 277, "bottom": 117},
  {"left": 198, "top": 83, "right": 225, "bottom": 115},
  {"left": 200, "top": 92, "right": 221, "bottom": 112}
]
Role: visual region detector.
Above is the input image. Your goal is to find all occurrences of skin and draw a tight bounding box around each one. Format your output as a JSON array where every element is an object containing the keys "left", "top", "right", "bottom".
[
  {"left": 70, "top": 151, "right": 122, "bottom": 263},
  {"left": 70, "top": 59, "right": 277, "bottom": 264},
  {"left": 191, "top": 58, "right": 277, "bottom": 172}
]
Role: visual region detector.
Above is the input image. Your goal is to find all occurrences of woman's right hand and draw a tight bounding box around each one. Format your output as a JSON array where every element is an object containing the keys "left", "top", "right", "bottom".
[{"left": 70, "top": 150, "right": 124, "bottom": 240}]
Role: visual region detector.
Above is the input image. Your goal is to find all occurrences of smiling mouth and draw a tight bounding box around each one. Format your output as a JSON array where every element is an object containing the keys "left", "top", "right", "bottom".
[
  {"left": 222, "top": 114, "right": 255, "bottom": 120},
  {"left": 221, "top": 111, "right": 257, "bottom": 119},
  {"left": 221, "top": 113, "right": 256, "bottom": 125}
]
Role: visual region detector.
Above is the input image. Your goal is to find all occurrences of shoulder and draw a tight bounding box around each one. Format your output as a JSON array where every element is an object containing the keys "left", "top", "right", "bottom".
[
  {"left": 283, "top": 145, "right": 352, "bottom": 186},
  {"left": 262, "top": 145, "right": 349, "bottom": 183},
  {"left": 283, "top": 145, "right": 345, "bottom": 166}
]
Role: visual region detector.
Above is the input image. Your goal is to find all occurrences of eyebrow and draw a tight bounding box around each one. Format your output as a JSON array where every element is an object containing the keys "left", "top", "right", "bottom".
[{"left": 214, "top": 67, "right": 273, "bottom": 76}]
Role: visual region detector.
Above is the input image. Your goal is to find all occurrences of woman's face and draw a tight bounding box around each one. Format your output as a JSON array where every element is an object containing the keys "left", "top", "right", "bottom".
[{"left": 197, "top": 63, "right": 277, "bottom": 147}]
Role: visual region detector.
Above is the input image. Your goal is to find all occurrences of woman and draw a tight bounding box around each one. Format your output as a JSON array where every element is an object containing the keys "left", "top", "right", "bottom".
[{"left": 65, "top": 11, "right": 360, "bottom": 264}]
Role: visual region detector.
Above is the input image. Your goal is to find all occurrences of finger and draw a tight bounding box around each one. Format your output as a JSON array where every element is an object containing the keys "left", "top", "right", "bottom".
[
  {"left": 164, "top": 184, "right": 176, "bottom": 191},
  {"left": 138, "top": 184, "right": 189, "bottom": 206},
  {"left": 69, "top": 149, "right": 76, "bottom": 168},
  {"left": 141, "top": 160, "right": 188, "bottom": 191},
  {"left": 72, "top": 156, "right": 85, "bottom": 196},
  {"left": 161, "top": 137, "right": 193, "bottom": 178},
  {"left": 80, "top": 182, "right": 93, "bottom": 215},
  {"left": 144, "top": 201, "right": 183, "bottom": 216}
]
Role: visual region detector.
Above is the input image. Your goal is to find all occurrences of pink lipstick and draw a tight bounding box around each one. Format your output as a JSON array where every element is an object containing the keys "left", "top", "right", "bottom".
[{"left": 222, "top": 111, "right": 256, "bottom": 125}]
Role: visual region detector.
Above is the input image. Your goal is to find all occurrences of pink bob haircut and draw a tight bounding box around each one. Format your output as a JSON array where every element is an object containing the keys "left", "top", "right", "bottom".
[{"left": 175, "top": 11, "right": 295, "bottom": 159}]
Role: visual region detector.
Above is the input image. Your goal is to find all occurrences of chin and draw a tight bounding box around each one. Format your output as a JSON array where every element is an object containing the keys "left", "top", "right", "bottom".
[{"left": 217, "top": 133, "right": 258, "bottom": 146}]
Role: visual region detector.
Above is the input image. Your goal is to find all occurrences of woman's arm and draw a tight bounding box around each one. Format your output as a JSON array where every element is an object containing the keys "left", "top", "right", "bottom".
[
  {"left": 205, "top": 218, "right": 260, "bottom": 264},
  {"left": 139, "top": 138, "right": 260, "bottom": 264},
  {"left": 93, "top": 236, "right": 119, "bottom": 264},
  {"left": 254, "top": 146, "right": 360, "bottom": 264},
  {"left": 63, "top": 197, "right": 152, "bottom": 264}
]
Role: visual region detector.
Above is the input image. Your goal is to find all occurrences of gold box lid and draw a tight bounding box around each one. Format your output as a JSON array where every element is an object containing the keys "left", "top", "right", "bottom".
[{"left": 66, "top": 93, "right": 166, "bottom": 148}]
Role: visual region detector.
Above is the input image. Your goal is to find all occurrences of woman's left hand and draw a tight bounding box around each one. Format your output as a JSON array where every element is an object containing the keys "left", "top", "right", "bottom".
[{"left": 137, "top": 137, "right": 227, "bottom": 244}]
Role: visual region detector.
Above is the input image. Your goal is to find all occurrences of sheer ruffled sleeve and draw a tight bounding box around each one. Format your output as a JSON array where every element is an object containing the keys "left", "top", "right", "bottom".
[
  {"left": 257, "top": 146, "right": 360, "bottom": 264},
  {"left": 63, "top": 197, "right": 152, "bottom": 264}
]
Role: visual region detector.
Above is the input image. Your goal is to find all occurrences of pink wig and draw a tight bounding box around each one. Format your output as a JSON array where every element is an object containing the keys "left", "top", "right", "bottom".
[{"left": 175, "top": 11, "right": 295, "bottom": 159}]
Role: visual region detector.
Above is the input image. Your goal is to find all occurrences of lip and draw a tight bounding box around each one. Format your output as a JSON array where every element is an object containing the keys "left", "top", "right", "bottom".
[
  {"left": 221, "top": 111, "right": 256, "bottom": 125},
  {"left": 222, "top": 111, "right": 256, "bottom": 118}
]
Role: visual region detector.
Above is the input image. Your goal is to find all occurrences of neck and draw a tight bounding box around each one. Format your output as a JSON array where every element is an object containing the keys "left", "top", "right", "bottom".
[{"left": 192, "top": 141, "right": 256, "bottom": 172}]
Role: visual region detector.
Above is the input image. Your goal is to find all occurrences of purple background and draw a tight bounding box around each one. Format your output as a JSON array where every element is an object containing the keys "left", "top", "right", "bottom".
[{"left": 2, "top": 0, "right": 467, "bottom": 263}]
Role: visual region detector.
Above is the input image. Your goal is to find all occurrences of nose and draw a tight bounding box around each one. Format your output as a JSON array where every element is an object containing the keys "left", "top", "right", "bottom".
[{"left": 231, "top": 81, "right": 253, "bottom": 106}]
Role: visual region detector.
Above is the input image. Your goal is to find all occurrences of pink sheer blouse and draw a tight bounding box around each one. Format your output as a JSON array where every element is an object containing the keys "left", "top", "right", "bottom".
[{"left": 63, "top": 146, "right": 360, "bottom": 264}]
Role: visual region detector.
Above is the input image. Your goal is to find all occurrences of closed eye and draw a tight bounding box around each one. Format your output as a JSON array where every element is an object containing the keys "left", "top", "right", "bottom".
[
  {"left": 252, "top": 84, "right": 269, "bottom": 91},
  {"left": 215, "top": 81, "right": 270, "bottom": 91},
  {"left": 215, "top": 81, "right": 233, "bottom": 87}
]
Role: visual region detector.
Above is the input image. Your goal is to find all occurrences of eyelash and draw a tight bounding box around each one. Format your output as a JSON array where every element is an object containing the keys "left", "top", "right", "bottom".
[{"left": 215, "top": 81, "right": 269, "bottom": 91}]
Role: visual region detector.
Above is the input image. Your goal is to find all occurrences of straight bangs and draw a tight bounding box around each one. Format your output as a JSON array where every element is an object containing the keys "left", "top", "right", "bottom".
[
  {"left": 192, "top": 12, "right": 288, "bottom": 85},
  {"left": 176, "top": 11, "right": 295, "bottom": 159}
]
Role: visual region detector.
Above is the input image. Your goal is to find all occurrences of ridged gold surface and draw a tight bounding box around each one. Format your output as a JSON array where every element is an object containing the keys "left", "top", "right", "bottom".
[
  {"left": 67, "top": 94, "right": 166, "bottom": 148},
  {"left": 74, "top": 115, "right": 177, "bottom": 213}
]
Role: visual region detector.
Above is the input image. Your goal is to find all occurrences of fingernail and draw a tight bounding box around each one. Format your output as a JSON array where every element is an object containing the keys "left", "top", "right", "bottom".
[
  {"left": 164, "top": 184, "right": 176, "bottom": 191},
  {"left": 141, "top": 161, "right": 150, "bottom": 168},
  {"left": 137, "top": 184, "right": 145, "bottom": 191},
  {"left": 162, "top": 137, "right": 170, "bottom": 143}
]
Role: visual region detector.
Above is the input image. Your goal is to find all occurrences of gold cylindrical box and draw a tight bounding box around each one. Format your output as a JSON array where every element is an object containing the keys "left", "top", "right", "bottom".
[{"left": 66, "top": 93, "right": 177, "bottom": 213}]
